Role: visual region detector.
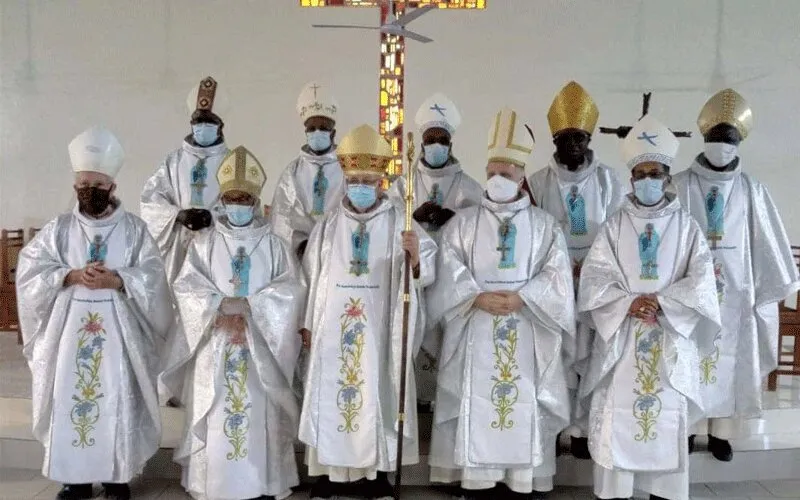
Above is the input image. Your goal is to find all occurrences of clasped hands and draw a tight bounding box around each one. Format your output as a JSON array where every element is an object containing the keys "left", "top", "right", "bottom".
[
  {"left": 629, "top": 294, "right": 660, "bottom": 322},
  {"left": 65, "top": 262, "right": 123, "bottom": 291},
  {"left": 216, "top": 297, "right": 248, "bottom": 343},
  {"left": 473, "top": 291, "right": 524, "bottom": 316},
  {"left": 177, "top": 208, "right": 212, "bottom": 231},
  {"left": 413, "top": 201, "right": 455, "bottom": 228}
]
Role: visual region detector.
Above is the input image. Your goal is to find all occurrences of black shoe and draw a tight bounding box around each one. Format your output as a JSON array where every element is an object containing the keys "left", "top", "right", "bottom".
[
  {"left": 244, "top": 497, "right": 275, "bottom": 500},
  {"left": 166, "top": 397, "right": 181, "bottom": 408},
  {"left": 459, "top": 486, "right": 494, "bottom": 499},
  {"left": 688, "top": 434, "right": 696, "bottom": 454},
  {"left": 571, "top": 436, "right": 592, "bottom": 460},
  {"left": 101, "top": 483, "right": 130, "bottom": 500},
  {"left": 367, "top": 471, "right": 394, "bottom": 499},
  {"left": 309, "top": 476, "right": 337, "bottom": 499},
  {"left": 649, "top": 496, "right": 670, "bottom": 500},
  {"left": 708, "top": 434, "right": 733, "bottom": 461},
  {"left": 56, "top": 484, "right": 93, "bottom": 500},
  {"left": 595, "top": 497, "right": 631, "bottom": 500}
]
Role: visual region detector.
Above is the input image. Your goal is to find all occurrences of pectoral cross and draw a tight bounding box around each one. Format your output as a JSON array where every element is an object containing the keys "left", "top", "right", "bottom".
[
  {"left": 599, "top": 92, "right": 693, "bottom": 139},
  {"left": 708, "top": 233, "right": 723, "bottom": 250},
  {"left": 496, "top": 218, "right": 515, "bottom": 268}
]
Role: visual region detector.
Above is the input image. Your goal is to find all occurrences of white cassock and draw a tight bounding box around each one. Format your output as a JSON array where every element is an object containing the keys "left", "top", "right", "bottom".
[
  {"left": 674, "top": 159, "right": 800, "bottom": 437},
  {"left": 578, "top": 195, "right": 721, "bottom": 500},
  {"left": 427, "top": 195, "right": 575, "bottom": 493},
  {"left": 388, "top": 159, "right": 483, "bottom": 403},
  {"left": 270, "top": 147, "right": 344, "bottom": 255},
  {"left": 299, "top": 198, "right": 437, "bottom": 482},
  {"left": 529, "top": 152, "right": 625, "bottom": 434},
  {"left": 141, "top": 139, "right": 229, "bottom": 403},
  {"left": 16, "top": 203, "right": 172, "bottom": 484},
  {"left": 166, "top": 217, "right": 306, "bottom": 500}
]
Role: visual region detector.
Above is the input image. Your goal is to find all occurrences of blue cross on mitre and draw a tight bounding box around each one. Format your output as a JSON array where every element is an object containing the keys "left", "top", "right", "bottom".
[
  {"left": 430, "top": 103, "right": 447, "bottom": 117},
  {"left": 638, "top": 131, "right": 658, "bottom": 146}
]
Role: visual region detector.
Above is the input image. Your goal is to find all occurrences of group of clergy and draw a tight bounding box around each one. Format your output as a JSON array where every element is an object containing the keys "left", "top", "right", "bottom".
[{"left": 15, "top": 76, "right": 800, "bottom": 500}]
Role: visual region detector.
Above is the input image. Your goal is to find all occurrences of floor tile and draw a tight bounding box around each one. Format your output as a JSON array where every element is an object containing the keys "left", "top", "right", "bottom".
[
  {"left": 0, "top": 468, "right": 37, "bottom": 482},
  {"left": 706, "top": 480, "right": 771, "bottom": 496},
  {"left": 0, "top": 476, "right": 55, "bottom": 499},
  {"left": 759, "top": 479, "right": 800, "bottom": 497},
  {"left": 690, "top": 483, "right": 714, "bottom": 496}
]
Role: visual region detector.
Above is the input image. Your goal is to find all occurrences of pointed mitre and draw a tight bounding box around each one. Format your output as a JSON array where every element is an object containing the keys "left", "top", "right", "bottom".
[
  {"left": 487, "top": 107, "right": 534, "bottom": 167},
  {"left": 297, "top": 81, "right": 339, "bottom": 123},
  {"left": 216, "top": 146, "right": 267, "bottom": 198},
  {"left": 621, "top": 115, "right": 679, "bottom": 169},
  {"left": 697, "top": 88, "right": 753, "bottom": 140},
  {"left": 415, "top": 93, "right": 461, "bottom": 136},
  {"left": 186, "top": 76, "right": 230, "bottom": 115},
  {"left": 69, "top": 126, "right": 125, "bottom": 179},
  {"left": 547, "top": 81, "right": 600, "bottom": 137},
  {"left": 336, "top": 124, "right": 393, "bottom": 176}
]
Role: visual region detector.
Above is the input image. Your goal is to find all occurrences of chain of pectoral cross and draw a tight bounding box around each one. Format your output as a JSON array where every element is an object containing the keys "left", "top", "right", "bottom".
[
  {"left": 78, "top": 220, "right": 120, "bottom": 264},
  {"left": 220, "top": 233, "right": 266, "bottom": 288},
  {"left": 598, "top": 92, "right": 692, "bottom": 139},
  {"left": 486, "top": 207, "right": 524, "bottom": 262}
]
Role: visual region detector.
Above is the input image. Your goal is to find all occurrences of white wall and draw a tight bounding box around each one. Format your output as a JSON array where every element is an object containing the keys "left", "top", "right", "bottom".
[{"left": 2, "top": 0, "right": 800, "bottom": 239}]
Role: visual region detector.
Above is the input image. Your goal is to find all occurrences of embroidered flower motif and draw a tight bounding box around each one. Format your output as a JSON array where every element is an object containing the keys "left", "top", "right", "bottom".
[
  {"left": 490, "top": 315, "right": 521, "bottom": 431},
  {"left": 337, "top": 298, "right": 367, "bottom": 433},
  {"left": 222, "top": 344, "right": 251, "bottom": 461},
  {"left": 71, "top": 311, "right": 106, "bottom": 448},
  {"left": 632, "top": 322, "right": 664, "bottom": 442}
]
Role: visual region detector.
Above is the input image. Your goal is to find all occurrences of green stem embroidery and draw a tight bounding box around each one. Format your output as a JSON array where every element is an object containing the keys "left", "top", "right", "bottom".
[
  {"left": 337, "top": 298, "right": 367, "bottom": 433},
  {"left": 71, "top": 312, "right": 106, "bottom": 448},
  {"left": 490, "top": 315, "right": 521, "bottom": 431},
  {"left": 700, "top": 332, "right": 722, "bottom": 385},
  {"left": 222, "top": 342, "right": 251, "bottom": 461},
  {"left": 632, "top": 321, "right": 664, "bottom": 442}
]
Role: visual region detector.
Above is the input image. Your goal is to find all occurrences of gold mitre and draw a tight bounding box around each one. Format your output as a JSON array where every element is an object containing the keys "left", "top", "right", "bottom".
[
  {"left": 216, "top": 146, "right": 266, "bottom": 199},
  {"left": 336, "top": 124, "right": 393, "bottom": 176},
  {"left": 697, "top": 88, "right": 753, "bottom": 140},
  {"left": 547, "top": 81, "right": 599, "bottom": 137}
]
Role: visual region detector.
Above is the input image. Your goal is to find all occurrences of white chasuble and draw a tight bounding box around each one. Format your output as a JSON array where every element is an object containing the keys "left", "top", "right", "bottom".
[
  {"left": 465, "top": 206, "right": 538, "bottom": 466},
  {"left": 609, "top": 211, "right": 683, "bottom": 471},
  {"left": 315, "top": 207, "right": 392, "bottom": 468},
  {"left": 49, "top": 209, "right": 128, "bottom": 483},
  {"left": 203, "top": 230, "right": 272, "bottom": 499}
]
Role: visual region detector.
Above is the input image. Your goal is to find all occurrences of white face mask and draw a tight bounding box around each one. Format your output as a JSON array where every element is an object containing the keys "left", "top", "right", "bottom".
[
  {"left": 704, "top": 142, "right": 738, "bottom": 168},
  {"left": 486, "top": 175, "right": 520, "bottom": 203}
]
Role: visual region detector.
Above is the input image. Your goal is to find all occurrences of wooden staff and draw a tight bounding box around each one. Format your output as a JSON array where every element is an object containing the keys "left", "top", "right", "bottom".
[{"left": 394, "top": 131, "right": 417, "bottom": 499}]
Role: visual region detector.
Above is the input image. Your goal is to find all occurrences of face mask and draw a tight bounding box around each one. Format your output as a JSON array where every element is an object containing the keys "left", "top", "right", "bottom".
[
  {"left": 486, "top": 175, "right": 520, "bottom": 203},
  {"left": 704, "top": 142, "right": 738, "bottom": 168},
  {"left": 192, "top": 123, "right": 219, "bottom": 147},
  {"left": 633, "top": 178, "right": 665, "bottom": 206},
  {"left": 347, "top": 184, "right": 377, "bottom": 210},
  {"left": 423, "top": 144, "right": 450, "bottom": 168},
  {"left": 306, "top": 130, "right": 332, "bottom": 153},
  {"left": 225, "top": 204, "right": 254, "bottom": 226},
  {"left": 76, "top": 186, "right": 112, "bottom": 216}
]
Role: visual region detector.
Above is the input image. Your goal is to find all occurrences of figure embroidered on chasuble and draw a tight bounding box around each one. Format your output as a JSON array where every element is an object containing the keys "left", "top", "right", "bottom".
[
  {"left": 638, "top": 223, "right": 660, "bottom": 280},
  {"left": 89, "top": 234, "right": 107, "bottom": 263},
  {"left": 632, "top": 319, "right": 664, "bottom": 442},
  {"left": 497, "top": 218, "right": 518, "bottom": 269},
  {"left": 705, "top": 186, "right": 724, "bottom": 240},
  {"left": 71, "top": 311, "right": 107, "bottom": 448},
  {"left": 337, "top": 297, "right": 367, "bottom": 434},
  {"left": 229, "top": 246, "right": 251, "bottom": 297},
  {"left": 312, "top": 165, "right": 329, "bottom": 216},
  {"left": 566, "top": 186, "right": 588, "bottom": 236},
  {"left": 490, "top": 315, "right": 521, "bottom": 431},
  {"left": 350, "top": 223, "right": 370, "bottom": 276},
  {"left": 190, "top": 158, "right": 208, "bottom": 208}
]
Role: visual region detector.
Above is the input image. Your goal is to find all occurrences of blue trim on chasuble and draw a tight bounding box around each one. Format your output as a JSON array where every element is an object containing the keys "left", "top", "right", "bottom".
[
  {"left": 88, "top": 234, "right": 107, "bottom": 263},
  {"left": 71, "top": 312, "right": 107, "bottom": 448},
  {"left": 190, "top": 158, "right": 208, "bottom": 207},
  {"left": 497, "top": 219, "right": 517, "bottom": 269},
  {"left": 638, "top": 224, "right": 660, "bottom": 280},
  {"left": 311, "top": 165, "right": 329, "bottom": 216},
  {"left": 491, "top": 315, "right": 521, "bottom": 430},
  {"left": 349, "top": 223, "right": 370, "bottom": 276},
  {"left": 705, "top": 186, "right": 724, "bottom": 241},
  {"left": 230, "top": 247, "right": 251, "bottom": 297},
  {"left": 566, "top": 188, "right": 588, "bottom": 236},
  {"left": 337, "top": 298, "right": 367, "bottom": 433},
  {"left": 222, "top": 342, "right": 252, "bottom": 460},
  {"left": 633, "top": 320, "right": 664, "bottom": 442}
]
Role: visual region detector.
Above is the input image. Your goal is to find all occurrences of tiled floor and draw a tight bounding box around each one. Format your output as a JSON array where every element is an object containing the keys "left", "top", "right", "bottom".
[{"left": 1, "top": 470, "right": 799, "bottom": 500}]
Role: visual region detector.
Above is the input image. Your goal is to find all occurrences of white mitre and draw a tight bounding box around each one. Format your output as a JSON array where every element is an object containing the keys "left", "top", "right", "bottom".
[
  {"left": 487, "top": 106, "right": 534, "bottom": 167},
  {"left": 297, "top": 81, "right": 338, "bottom": 123},
  {"left": 621, "top": 114, "right": 679, "bottom": 169},
  {"left": 186, "top": 76, "right": 230, "bottom": 115},
  {"left": 415, "top": 93, "right": 461, "bottom": 136},
  {"left": 69, "top": 126, "right": 124, "bottom": 179}
]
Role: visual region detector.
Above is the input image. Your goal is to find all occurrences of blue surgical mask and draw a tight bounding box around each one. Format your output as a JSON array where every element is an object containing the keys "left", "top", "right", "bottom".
[
  {"left": 633, "top": 178, "right": 665, "bottom": 206},
  {"left": 423, "top": 143, "right": 450, "bottom": 168},
  {"left": 225, "top": 204, "right": 254, "bottom": 226},
  {"left": 347, "top": 184, "right": 377, "bottom": 210},
  {"left": 306, "top": 130, "right": 332, "bottom": 153},
  {"left": 192, "top": 123, "right": 219, "bottom": 147}
]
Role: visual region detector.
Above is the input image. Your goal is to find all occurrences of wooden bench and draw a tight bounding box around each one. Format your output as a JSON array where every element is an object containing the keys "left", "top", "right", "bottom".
[{"left": 767, "top": 245, "right": 800, "bottom": 391}]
